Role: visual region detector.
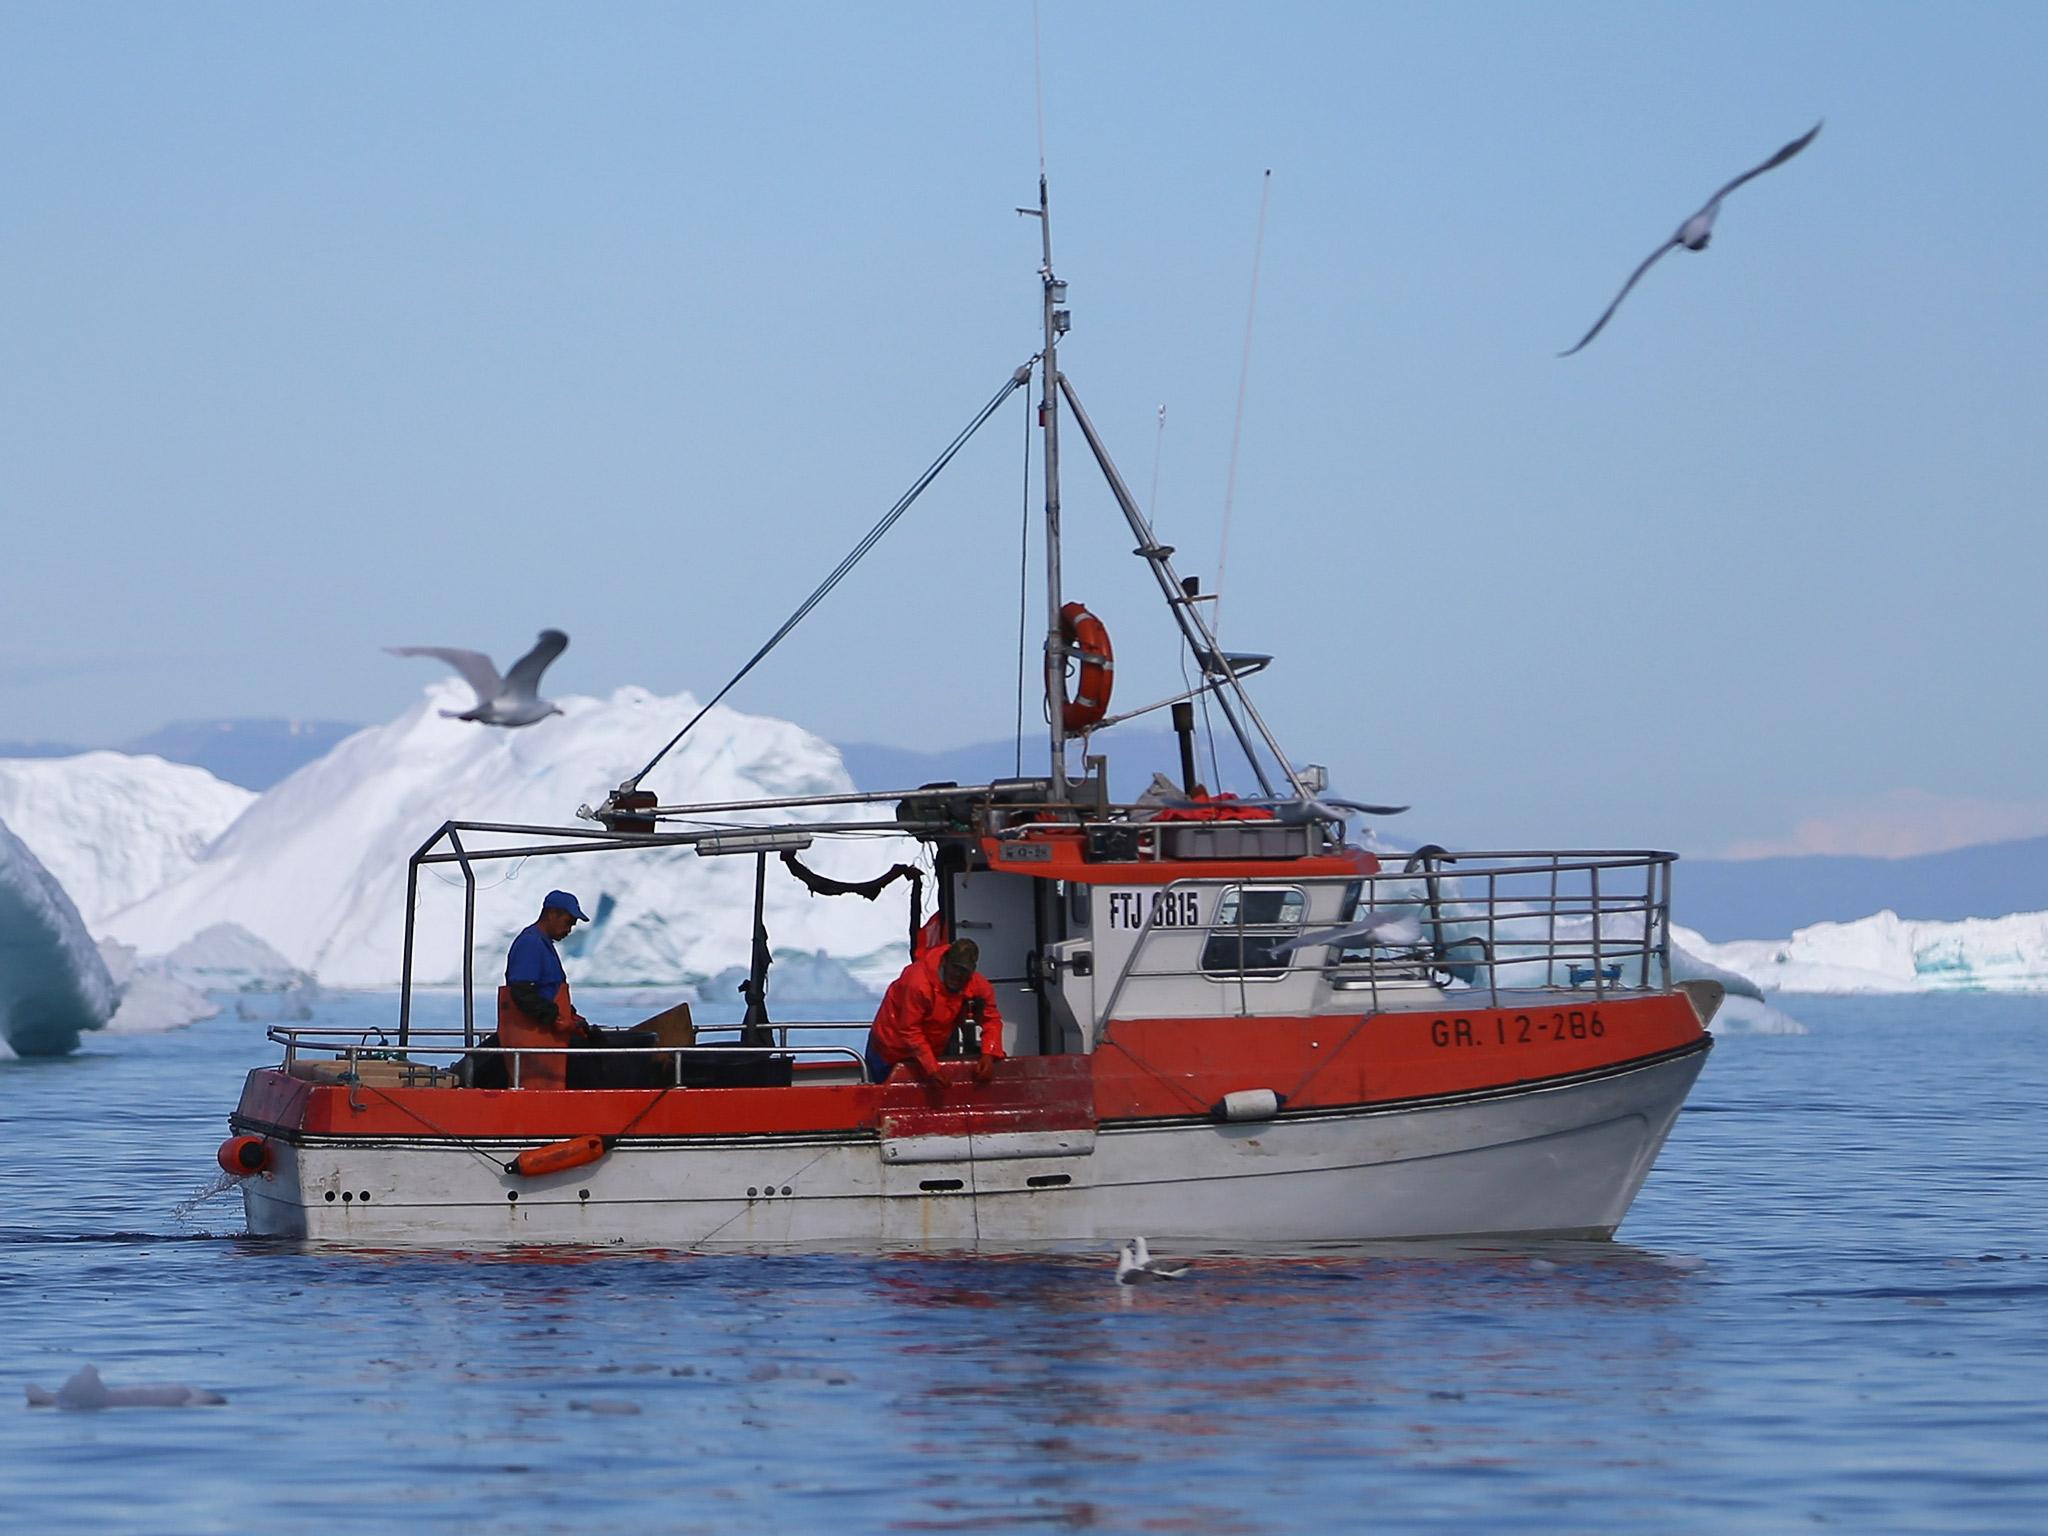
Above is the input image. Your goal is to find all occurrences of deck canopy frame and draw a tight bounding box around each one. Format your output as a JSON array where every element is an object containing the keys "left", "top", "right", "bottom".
[
  {"left": 399, "top": 780, "right": 1096, "bottom": 1047},
  {"left": 400, "top": 809, "right": 940, "bottom": 1048}
]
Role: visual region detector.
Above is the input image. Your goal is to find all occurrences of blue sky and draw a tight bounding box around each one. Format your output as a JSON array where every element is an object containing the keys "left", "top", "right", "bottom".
[{"left": 4, "top": 3, "right": 2044, "bottom": 856}]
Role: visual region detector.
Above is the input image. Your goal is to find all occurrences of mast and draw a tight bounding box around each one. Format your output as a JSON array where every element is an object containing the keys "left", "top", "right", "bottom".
[{"left": 1032, "top": 175, "right": 1071, "bottom": 799}]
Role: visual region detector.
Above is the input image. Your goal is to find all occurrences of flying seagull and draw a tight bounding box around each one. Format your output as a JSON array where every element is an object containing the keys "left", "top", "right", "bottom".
[
  {"left": 387, "top": 629, "right": 569, "bottom": 727},
  {"left": 1271, "top": 910, "right": 1425, "bottom": 957},
  {"left": 1560, "top": 121, "right": 1822, "bottom": 357},
  {"left": 1116, "top": 1237, "right": 1190, "bottom": 1284}
]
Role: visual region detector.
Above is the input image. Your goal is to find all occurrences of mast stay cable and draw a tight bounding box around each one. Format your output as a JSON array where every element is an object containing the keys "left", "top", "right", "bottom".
[
  {"left": 1013, "top": 384, "right": 1034, "bottom": 777},
  {"left": 617, "top": 363, "right": 1036, "bottom": 795}
]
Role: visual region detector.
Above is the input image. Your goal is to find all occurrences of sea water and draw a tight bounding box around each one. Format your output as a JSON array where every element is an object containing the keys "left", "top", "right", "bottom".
[{"left": 1, "top": 991, "right": 2042, "bottom": 1534}]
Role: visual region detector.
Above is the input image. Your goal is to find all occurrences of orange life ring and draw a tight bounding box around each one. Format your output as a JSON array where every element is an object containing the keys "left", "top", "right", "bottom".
[{"left": 1057, "top": 601, "right": 1114, "bottom": 732}]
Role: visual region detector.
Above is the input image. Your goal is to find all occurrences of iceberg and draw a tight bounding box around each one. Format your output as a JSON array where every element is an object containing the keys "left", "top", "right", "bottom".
[
  {"left": 155, "top": 922, "right": 310, "bottom": 991},
  {"left": 0, "top": 752, "right": 254, "bottom": 926},
  {"left": 0, "top": 816, "right": 118, "bottom": 1057},
  {"left": 107, "top": 682, "right": 921, "bottom": 990},
  {"left": 1679, "top": 908, "right": 2048, "bottom": 994}
]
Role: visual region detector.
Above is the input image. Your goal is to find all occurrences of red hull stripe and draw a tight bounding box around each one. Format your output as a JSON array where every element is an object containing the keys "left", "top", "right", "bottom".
[{"left": 233, "top": 996, "right": 1703, "bottom": 1146}]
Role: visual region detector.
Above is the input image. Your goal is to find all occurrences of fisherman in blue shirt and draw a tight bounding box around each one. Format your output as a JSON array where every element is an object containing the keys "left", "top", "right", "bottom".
[{"left": 506, "top": 889, "right": 590, "bottom": 1030}]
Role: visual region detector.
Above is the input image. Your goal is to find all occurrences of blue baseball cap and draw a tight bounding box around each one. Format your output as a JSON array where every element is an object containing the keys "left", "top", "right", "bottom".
[{"left": 543, "top": 890, "right": 589, "bottom": 922}]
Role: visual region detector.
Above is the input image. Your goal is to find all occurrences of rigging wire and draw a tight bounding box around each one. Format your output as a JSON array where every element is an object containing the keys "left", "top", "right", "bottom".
[
  {"left": 1212, "top": 169, "right": 1272, "bottom": 644},
  {"left": 424, "top": 856, "right": 528, "bottom": 892},
  {"left": 1014, "top": 377, "right": 1034, "bottom": 776},
  {"left": 621, "top": 365, "right": 1034, "bottom": 792}
]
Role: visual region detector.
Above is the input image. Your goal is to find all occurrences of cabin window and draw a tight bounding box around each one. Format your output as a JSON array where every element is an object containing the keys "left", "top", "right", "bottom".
[{"left": 1200, "top": 886, "right": 1306, "bottom": 978}]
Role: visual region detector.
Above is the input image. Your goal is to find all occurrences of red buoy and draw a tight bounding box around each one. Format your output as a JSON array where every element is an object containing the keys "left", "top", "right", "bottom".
[
  {"left": 512, "top": 1135, "right": 608, "bottom": 1178},
  {"left": 217, "top": 1135, "right": 271, "bottom": 1176}
]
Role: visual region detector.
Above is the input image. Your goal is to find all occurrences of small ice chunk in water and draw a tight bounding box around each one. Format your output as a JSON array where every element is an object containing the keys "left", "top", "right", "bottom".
[
  {"left": 1526, "top": 1258, "right": 1561, "bottom": 1275},
  {"left": 24, "top": 1364, "right": 225, "bottom": 1410}
]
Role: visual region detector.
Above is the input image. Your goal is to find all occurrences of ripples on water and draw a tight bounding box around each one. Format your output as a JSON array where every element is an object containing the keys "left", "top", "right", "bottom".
[{"left": 2, "top": 992, "right": 2043, "bottom": 1533}]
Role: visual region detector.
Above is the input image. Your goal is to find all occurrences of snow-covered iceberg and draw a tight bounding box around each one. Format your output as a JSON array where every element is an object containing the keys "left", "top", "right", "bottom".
[
  {"left": 0, "top": 752, "right": 254, "bottom": 926},
  {"left": 1681, "top": 908, "right": 2048, "bottom": 993},
  {"left": 107, "top": 682, "right": 920, "bottom": 991},
  {"left": 0, "top": 817, "right": 118, "bottom": 1056}
]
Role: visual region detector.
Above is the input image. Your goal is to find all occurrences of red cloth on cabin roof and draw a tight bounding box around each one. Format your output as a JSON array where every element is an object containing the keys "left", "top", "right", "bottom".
[
  {"left": 1152, "top": 792, "right": 1277, "bottom": 823},
  {"left": 869, "top": 947, "right": 1006, "bottom": 1077}
]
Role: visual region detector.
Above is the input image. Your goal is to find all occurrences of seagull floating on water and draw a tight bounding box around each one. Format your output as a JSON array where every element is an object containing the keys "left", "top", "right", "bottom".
[
  {"left": 1560, "top": 121, "right": 1822, "bottom": 357},
  {"left": 1116, "top": 1237, "right": 1190, "bottom": 1284},
  {"left": 387, "top": 629, "right": 569, "bottom": 727},
  {"left": 25, "top": 1364, "right": 225, "bottom": 1410}
]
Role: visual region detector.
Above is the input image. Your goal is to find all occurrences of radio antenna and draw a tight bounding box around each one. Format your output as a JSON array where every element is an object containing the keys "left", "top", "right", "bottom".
[
  {"left": 1031, "top": 2, "right": 1048, "bottom": 175},
  {"left": 1212, "top": 168, "right": 1271, "bottom": 643}
]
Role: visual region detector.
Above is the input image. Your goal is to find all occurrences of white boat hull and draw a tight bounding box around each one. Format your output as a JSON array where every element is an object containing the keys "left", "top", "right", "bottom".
[{"left": 239, "top": 1045, "right": 1707, "bottom": 1249}]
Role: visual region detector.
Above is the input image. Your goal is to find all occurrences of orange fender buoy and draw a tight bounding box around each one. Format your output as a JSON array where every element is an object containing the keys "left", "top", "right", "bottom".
[
  {"left": 512, "top": 1135, "right": 609, "bottom": 1178},
  {"left": 1057, "top": 602, "right": 1114, "bottom": 732},
  {"left": 217, "top": 1136, "right": 271, "bottom": 1176}
]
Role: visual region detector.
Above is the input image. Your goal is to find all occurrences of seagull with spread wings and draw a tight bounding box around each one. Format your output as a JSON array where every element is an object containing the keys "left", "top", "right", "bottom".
[
  {"left": 386, "top": 629, "right": 569, "bottom": 727},
  {"left": 1560, "top": 121, "right": 1822, "bottom": 357}
]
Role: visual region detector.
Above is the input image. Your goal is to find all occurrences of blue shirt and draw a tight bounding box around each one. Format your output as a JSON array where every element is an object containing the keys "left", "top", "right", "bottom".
[{"left": 506, "top": 923, "right": 566, "bottom": 1001}]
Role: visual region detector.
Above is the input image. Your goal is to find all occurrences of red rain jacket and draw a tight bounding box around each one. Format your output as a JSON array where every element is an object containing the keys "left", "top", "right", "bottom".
[{"left": 869, "top": 947, "right": 1006, "bottom": 1077}]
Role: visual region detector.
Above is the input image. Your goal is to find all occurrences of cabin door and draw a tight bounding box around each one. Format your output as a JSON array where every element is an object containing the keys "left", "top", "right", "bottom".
[{"left": 947, "top": 866, "right": 1047, "bottom": 1056}]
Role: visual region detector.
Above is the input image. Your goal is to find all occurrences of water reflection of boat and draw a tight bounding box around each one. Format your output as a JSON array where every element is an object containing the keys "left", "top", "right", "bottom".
[{"left": 217, "top": 180, "right": 1715, "bottom": 1248}]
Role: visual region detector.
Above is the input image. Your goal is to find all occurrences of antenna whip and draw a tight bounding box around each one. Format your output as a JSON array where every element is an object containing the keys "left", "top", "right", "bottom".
[{"left": 1213, "top": 169, "right": 1271, "bottom": 643}]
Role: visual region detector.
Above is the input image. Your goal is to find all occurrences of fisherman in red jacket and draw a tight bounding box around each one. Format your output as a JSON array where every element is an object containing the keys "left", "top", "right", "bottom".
[{"left": 865, "top": 938, "right": 1005, "bottom": 1087}]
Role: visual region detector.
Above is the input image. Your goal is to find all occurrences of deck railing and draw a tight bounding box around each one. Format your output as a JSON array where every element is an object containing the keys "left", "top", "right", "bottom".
[
  {"left": 267, "top": 1022, "right": 873, "bottom": 1088},
  {"left": 1102, "top": 849, "right": 1675, "bottom": 1017}
]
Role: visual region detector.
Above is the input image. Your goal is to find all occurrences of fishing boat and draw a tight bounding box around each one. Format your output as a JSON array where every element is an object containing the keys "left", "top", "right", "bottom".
[{"left": 218, "top": 182, "right": 1717, "bottom": 1248}]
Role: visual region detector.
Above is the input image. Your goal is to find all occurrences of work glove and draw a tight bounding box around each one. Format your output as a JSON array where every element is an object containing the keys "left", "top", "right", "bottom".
[{"left": 972, "top": 1056, "right": 995, "bottom": 1085}]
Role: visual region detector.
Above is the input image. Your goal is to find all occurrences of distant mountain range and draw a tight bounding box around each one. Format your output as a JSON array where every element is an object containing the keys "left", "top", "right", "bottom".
[
  {"left": 1672, "top": 838, "right": 2048, "bottom": 941},
  {"left": 0, "top": 720, "right": 360, "bottom": 791},
  {"left": 5, "top": 718, "right": 2042, "bottom": 940}
]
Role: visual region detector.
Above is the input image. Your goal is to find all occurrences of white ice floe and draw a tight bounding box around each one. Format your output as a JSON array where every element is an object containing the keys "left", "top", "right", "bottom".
[
  {"left": 107, "top": 681, "right": 920, "bottom": 991},
  {"left": 24, "top": 1364, "right": 225, "bottom": 1410},
  {"left": 95, "top": 939, "right": 219, "bottom": 1035},
  {"left": 0, "top": 751, "right": 254, "bottom": 926},
  {"left": 1681, "top": 909, "right": 2048, "bottom": 994},
  {"left": 0, "top": 817, "right": 117, "bottom": 1057},
  {"left": 1703, "top": 993, "right": 1806, "bottom": 1035}
]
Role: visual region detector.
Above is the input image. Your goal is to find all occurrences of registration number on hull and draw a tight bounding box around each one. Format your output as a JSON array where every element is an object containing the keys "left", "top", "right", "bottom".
[{"left": 1429, "top": 1010, "right": 1607, "bottom": 1049}]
